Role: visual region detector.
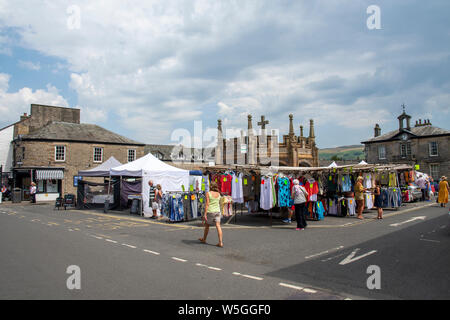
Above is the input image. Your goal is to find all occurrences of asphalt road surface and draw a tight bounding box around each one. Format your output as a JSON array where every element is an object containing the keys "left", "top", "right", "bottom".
[{"left": 0, "top": 202, "right": 448, "bottom": 300}]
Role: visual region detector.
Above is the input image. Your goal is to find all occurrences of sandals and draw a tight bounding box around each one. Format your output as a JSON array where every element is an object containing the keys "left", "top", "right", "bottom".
[{"left": 198, "top": 238, "right": 206, "bottom": 244}]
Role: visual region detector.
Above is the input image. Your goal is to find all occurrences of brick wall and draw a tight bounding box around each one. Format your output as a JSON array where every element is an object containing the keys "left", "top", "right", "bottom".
[{"left": 16, "top": 140, "right": 145, "bottom": 195}]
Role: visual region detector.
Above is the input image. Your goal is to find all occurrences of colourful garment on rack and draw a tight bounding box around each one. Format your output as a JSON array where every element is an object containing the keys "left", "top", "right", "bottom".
[
  {"left": 231, "top": 173, "right": 244, "bottom": 203},
  {"left": 221, "top": 174, "right": 232, "bottom": 195},
  {"left": 304, "top": 181, "right": 319, "bottom": 201},
  {"left": 260, "top": 176, "right": 274, "bottom": 210},
  {"left": 277, "top": 177, "right": 291, "bottom": 207}
]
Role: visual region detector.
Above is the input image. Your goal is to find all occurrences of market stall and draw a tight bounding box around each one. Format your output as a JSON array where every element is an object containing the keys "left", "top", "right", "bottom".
[
  {"left": 109, "top": 153, "right": 190, "bottom": 217},
  {"left": 76, "top": 156, "right": 123, "bottom": 209}
]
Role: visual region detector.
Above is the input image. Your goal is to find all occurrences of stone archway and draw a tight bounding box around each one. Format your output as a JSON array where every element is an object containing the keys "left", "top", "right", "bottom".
[{"left": 298, "top": 160, "right": 312, "bottom": 167}]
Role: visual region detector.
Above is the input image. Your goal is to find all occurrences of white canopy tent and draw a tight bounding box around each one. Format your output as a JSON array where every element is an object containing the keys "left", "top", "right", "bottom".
[
  {"left": 78, "top": 156, "right": 122, "bottom": 177},
  {"left": 327, "top": 161, "right": 338, "bottom": 168},
  {"left": 358, "top": 160, "right": 368, "bottom": 165},
  {"left": 109, "top": 153, "right": 189, "bottom": 216}
]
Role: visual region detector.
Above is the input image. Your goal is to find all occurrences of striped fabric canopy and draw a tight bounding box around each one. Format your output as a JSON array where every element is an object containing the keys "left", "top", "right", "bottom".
[{"left": 36, "top": 170, "right": 64, "bottom": 180}]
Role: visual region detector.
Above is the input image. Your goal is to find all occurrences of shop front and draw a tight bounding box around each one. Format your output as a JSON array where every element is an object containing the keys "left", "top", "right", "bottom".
[{"left": 12, "top": 167, "right": 64, "bottom": 202}]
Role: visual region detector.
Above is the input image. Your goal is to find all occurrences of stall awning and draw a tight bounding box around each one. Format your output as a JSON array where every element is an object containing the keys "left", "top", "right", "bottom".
[{"left": 36, "top": 170, "right": 64, "bottom": 180}]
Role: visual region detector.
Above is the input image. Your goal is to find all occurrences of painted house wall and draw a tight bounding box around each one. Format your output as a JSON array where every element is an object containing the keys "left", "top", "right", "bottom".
[{"left": 0, "top": 125, "right": 14, "bottom": 173}]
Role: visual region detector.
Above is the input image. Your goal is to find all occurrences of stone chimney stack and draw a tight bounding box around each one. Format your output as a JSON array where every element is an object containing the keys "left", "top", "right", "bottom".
[{"left": 374, "top": 124, "right": 381, "bottom": 137}]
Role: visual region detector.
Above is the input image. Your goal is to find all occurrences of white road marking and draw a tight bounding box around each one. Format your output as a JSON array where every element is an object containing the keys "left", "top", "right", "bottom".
[
  {"left": 122, "top": 243, "right": 137, "bottom": 249},
  {"left": 305, "top": 246, "right": 344, "bottom": 259},
  {"left": 339, "top": 249, "right": 377, "bottom": 265},
  {"left": 172, "top": 257, "right": 187, "bottom": 262},
  {"left": 303, "top": 288, "right": 317, "bottom": 294},
  {"left": 196, "top": 263, "right": 222, "bottom": 271},
  {"left": 279, "top": 283, "right": 304, "bottom": 291},
  {"left": 143, "top": 249, "right": 160, "bottom": 255},
  {"left": 419, "top": 239, "right": 440, "bottom": 243},
  {"left": 68, "top": 229, "right": 74, "bottom": 232},
  {"left": 232, "top": 272, "right": 263, "bottom": 281},
  {"left": 389, "top": 216, "right": 426, "bottom": 227},
  {"left": 105, "top": 239, "right": 118, "bottom": 244},
  {"left": 91, "top": 235, "right": 103, "bottom": 239}
]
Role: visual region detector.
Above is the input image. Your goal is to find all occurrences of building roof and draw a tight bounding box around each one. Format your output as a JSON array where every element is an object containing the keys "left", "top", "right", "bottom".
[
  {"left": 20, "top": 122, "right": 145, "bottom": 146},
  {"left": 145, "top": 144, "right": 215, "bottom": 161},
  {"left": 362, "top": 125, "right": 450, "bottom": 144}
]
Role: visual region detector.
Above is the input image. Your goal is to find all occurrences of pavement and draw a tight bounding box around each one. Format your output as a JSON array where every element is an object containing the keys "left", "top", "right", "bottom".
[{"left": 0, "top": 199, "right": 448, "bottom": 300}]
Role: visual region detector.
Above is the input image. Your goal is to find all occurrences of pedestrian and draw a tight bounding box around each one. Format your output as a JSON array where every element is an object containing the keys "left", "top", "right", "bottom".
[
  {"left": 148, "top": 180, "right": 157, "bottom": 218},
  {"left": 154, "top": 184, "right": 163, "bottom": 219},
  {"left": 416, "top": 175, "right": 427, "bottom": 201},
  {"left": 199, "top": 182, "right": 223, "bottom": 247},
  {"left": 292, "top": 179, "right": 309, "bottom": 230},
  {"left": 30, "top": 182, "right": 37, "bottom": 204},
  {"left": 438, "top": 176, "right": 448, "bottom": 208},
  {"left": 355, "top": 176, "right": 366, "bottom": 220},
  {"left": 373, "top": 180, "right": 383, "bottom": 219}
]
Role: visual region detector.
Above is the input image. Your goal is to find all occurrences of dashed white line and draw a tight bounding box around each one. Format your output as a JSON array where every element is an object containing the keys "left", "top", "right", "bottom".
[
  {"left": 91, "top": 235, "right": 103, "bottom": 239},
  {"left": 303, "top": 288, "right": 318, "bottom": 294},
  {"left": 172, "top": 257, "right": 187, "bottom": 262},
  {"left": 419, "top": 239, "right": 440, "bottom": 243},
  {"left": 279, "top": 283, "right": 304, "bottom": 291},
  {"left": 305, "top": 246, "right": 344, "bottom": 259},
  {"left": 232, "top": 272, "right": 263, "bottom": 281},
  {"left": 143, "top": 249, "right": 160, "bottom": 255},
  {"left": 122, "top": 243, "right": 137, "bottom": 249},
  {"left": 105, "top": 239, "right": 118, "bottom": 244},
  {"left": 196, "top": 263, "right": 222, "bottom": 271}
]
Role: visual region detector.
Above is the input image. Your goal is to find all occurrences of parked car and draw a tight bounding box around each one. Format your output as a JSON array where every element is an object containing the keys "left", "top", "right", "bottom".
[{"left": 408, "top": 184, "right": 423, "bottom": 202}]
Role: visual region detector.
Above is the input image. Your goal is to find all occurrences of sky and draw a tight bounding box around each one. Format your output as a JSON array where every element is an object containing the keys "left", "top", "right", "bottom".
[{"left": 0, "top": 0, "right": 449, "bottom": 149}]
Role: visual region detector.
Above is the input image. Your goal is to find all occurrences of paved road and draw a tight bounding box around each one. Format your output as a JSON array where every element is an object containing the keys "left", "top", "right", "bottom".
[{"left": 0, "top": 203, "right": 448, "bottom": 300}]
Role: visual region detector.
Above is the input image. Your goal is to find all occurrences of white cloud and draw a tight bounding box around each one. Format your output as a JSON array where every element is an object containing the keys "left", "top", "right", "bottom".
[
  {"left": 0, "top": 1, "right": 449, "bottom": 146},
  {"left": 18, "top": 60, "right": 41, "bottom": 71},
  {"left": 0, "top": 73, "right": 69, "bottom": 127}
]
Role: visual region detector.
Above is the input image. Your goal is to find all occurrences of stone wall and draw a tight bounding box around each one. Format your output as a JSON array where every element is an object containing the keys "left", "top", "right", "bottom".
[
  {"left": 365, "top": 135, "right": 450, "bottom": 179},
  {"left": 15, "top": 104, "right": 80, "bottom": 137},
  {"left": 15, "top": 140, "right": 145, "bottom": 195}
]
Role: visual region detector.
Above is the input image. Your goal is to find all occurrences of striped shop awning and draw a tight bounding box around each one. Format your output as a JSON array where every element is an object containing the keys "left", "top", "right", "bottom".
[{"left": 36, "top": 170, "right": 64, "bottom": 180}]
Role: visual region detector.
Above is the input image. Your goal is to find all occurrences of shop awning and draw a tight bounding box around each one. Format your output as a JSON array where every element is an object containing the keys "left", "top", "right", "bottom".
[{"left": 36, "top": 170, "right": 64, "bottom": 180}]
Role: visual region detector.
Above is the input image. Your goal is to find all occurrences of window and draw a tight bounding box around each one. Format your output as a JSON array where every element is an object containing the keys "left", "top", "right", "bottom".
[
  {"left": 430, "top": 164, "right": 439, "bottom": 180},
  {"left": 429, "top": 142, "right": 438, "bottom": 156},
  {"left": 378, "top": 145, "right": 386, "bottom": 160},
  {"left": 128, "top": 149, "right": 136, "bottom": 162},
  {"left": 400, "top": 144, "right": 406, "bottom": 158},
  {"left": 55, "top": 146, "right": 66, "bottom": 162},
  {"left": 93, "top": 147, "right": 103, "bottom": 163},
  {"left": 400, "top": 143, "right": 411, "bottom": 158}
]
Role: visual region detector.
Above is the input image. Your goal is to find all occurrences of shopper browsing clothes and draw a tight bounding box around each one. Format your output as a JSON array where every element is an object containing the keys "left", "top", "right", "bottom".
[
  {"left": 148, "top": 180, "right": 157, "bottom": 218},
  {"left": 30, "top": 182, "right": 37, "bottom": 203},
  {"left": 355, "top": 176, "right": 367, "bottom": 220},
  {"left": 438, "top": 176, "right": 448, "bottom": 208},
  {"left": 199, "top": 182, "right": 224, "bottom": 248},
  {"left": 292, "top": 179, "right": 309, "bottom": 230},
  {"left": 373, "top": 180, "right": 383, "bottom": 219}
]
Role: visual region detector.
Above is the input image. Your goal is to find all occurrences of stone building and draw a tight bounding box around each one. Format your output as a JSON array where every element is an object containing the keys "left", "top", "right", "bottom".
[
  {"left": 215, "top": 114, "right": 319, "bottom": 167},
  {"left": 10, "top": 104, "right": 145, "bottom": 201},
  {"left": 362, "top": 107, "right": 450, "bottom": 180}
]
